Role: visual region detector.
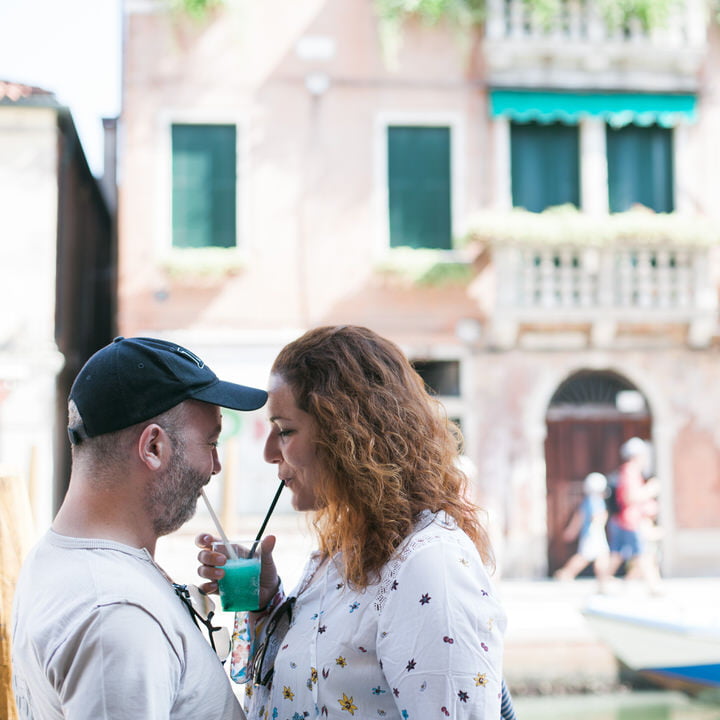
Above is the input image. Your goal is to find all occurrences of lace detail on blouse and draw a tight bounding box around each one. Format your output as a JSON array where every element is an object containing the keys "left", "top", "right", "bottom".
[{"left": 373, "top": 509, "right": 455, "bottom": 612}]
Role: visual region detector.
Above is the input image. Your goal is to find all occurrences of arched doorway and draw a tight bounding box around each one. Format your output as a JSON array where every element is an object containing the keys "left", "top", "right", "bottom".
[{"left": 545, "top": 369, "right": 652, "bottom": 575}]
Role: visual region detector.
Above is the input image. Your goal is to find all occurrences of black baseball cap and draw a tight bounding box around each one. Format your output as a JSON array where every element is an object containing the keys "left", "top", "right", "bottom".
[{"left": 68, "top": 336, "right": 267, "bottom": 444}]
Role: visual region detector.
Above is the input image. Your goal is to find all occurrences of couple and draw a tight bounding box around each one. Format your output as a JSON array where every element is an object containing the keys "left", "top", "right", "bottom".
[{"left": 12, "top": 326, "right": 507, "bottom": 719}]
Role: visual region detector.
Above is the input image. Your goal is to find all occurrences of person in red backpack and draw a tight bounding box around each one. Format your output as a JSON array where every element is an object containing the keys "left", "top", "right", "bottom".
[{"left": 606, "top": 437, "right": 662, "bottom": 593}]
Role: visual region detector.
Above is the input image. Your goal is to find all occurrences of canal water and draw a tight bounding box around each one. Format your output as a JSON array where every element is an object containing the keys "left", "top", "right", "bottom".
[{"left": 513, "top": 691, "right": 720, "bottom": 719}]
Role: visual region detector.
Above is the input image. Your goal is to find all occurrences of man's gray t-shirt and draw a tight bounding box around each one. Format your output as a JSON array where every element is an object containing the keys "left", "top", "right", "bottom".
[{"left": 12, "top": 530, "right": 244, "bottom": 719}]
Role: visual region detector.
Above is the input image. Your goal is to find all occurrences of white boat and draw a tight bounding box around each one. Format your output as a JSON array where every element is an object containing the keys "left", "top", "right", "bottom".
[{"left": 582, "top": 592, "right": 720, "bottom": 697}]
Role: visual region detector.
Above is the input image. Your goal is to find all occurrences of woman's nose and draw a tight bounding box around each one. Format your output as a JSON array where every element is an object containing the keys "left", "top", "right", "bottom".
[{"left": 264, "top": 432, "right": 280, "bottom": 464}]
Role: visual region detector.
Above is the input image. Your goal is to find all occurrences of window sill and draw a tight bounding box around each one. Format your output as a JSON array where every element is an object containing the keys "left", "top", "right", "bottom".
[
  {"left": 373, "top": 246, "right": 475, "bottom": 287},
  {"left": 160, "top": 247, "right": 245, "bottom": 283}
]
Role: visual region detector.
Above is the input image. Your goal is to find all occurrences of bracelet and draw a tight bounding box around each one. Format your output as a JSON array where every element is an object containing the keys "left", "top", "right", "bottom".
[{"left": 250, "top": 577, "right": 282, "bottom": 613}]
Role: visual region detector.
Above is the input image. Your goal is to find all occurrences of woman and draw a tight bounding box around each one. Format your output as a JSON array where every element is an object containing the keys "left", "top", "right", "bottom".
[{"left": 197, "top": 325, "right": 506, "bottom": 719}]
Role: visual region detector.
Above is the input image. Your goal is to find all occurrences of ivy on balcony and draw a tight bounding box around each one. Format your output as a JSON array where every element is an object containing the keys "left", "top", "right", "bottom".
[
  {"left": 374, "top": 0, "right": 684, "bottom": 32},
  {"left": 173, "top": 0, "right": 688, "bottom": 30},
  {"left": 462, "top": 205, "right": 720, "bottom": 248}
]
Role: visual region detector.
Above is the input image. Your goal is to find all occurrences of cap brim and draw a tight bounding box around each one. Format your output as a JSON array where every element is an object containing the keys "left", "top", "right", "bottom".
[{"left": 192, "top": 380, "right": 268, "bottom": 411}]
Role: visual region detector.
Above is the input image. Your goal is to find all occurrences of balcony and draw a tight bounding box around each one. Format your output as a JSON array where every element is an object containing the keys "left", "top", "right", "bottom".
[
  {"left": 466, "top": 209, "right": 719, "bottom": 349},
  {"left": 483, "top": 0, "right": 708, "bottom": 92}
]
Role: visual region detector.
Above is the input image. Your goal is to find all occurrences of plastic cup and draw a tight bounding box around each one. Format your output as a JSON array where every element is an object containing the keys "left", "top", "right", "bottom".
[{"left": 212, "top": 540, "right": 261, "bottom": 612}]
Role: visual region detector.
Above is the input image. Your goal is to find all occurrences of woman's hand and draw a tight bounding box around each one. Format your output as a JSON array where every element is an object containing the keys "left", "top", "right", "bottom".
[
  {"left": 194, "top": 533, "right": 280, "bottom": 607},
  {"left": 254, "top": 535, "right": 280, "bottom": 610}
]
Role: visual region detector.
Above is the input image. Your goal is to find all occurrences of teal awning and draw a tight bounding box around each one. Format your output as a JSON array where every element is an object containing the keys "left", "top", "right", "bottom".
[{"left": 489, "top": 90, "right": 697, "bottom": 128}]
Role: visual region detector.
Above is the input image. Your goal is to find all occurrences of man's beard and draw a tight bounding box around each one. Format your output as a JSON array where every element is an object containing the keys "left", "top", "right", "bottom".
[{"left": 148, "top": 441, "right": 208, "bottom": 537}]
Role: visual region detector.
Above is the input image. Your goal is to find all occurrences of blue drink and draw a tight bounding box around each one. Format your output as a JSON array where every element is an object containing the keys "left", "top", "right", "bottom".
[{"left": 213, "top": 542, "right": 261, "bottom": 612}]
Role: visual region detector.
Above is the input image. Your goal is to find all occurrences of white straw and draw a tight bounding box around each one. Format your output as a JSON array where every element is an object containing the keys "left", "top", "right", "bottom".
[{"left": 201, "top": 488, "right": 238, "bottom": 560}]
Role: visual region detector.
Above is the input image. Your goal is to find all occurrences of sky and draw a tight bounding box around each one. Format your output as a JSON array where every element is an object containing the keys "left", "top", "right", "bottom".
[{"left": 0, "top": 0, "right": 122, "bottom": 177}]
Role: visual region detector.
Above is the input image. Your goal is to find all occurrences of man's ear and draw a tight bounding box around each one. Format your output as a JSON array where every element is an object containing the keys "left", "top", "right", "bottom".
[{"left": 138, "top": 423, "right": 171, "bottom": 471}]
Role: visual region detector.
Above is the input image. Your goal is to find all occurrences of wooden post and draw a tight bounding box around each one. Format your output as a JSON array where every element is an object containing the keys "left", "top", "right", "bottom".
[{"left": 0, "top": 474, "right": 35, "bottom": 720}]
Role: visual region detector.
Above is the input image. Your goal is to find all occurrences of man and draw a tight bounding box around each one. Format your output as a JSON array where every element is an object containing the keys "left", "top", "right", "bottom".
[{"left": 12, "top": 336, "right": 267, "bottom": 719}]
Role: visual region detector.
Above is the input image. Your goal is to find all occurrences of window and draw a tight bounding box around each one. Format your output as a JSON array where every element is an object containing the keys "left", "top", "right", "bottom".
[
  {"left": 607, "top": 124, "right": 673, "bottom": 213},
  {"left": 171, "top": 124, "right": 237, "bottom": 248},
  {"left": 387, "top": 126, "right": 452, "bottom": 249},
  {"left": 510, "top": 121, "right": 580, "bottom": 212},
  {"left": 412, "top": 360, "right": 460, "bottom": 396}
]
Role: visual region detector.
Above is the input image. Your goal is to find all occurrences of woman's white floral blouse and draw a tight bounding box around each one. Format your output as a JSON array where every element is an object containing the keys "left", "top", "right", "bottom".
[{"left": 231, "top": 510, "right": 506, "bottom": 720}]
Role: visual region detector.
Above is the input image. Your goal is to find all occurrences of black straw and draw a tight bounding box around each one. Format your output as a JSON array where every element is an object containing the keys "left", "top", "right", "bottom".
[{"left": 250, "top": 480, "right": 285, "bottom": 556}]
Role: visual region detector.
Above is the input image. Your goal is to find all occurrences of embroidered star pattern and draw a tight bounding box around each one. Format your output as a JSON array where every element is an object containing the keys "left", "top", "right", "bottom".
[
  {"left": 405, "top": 659, "right": 416, "bottom": 671},
  {"left": 458, "top": 690, "right": 469, "bottom": 702},
  {"left": 419, "top": 593, "right": 431, "bottom": 605},
  {"left": 475, "top": 673, "right": 488, "bottom": 686},
  {"left": 338, "top": 693, "right": 358, "bottom": 715}
]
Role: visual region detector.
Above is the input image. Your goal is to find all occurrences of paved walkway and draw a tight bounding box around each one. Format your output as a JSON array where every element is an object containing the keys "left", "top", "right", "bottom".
[{"left": 155, "top": 517, "right": 720, "bottom": 694}]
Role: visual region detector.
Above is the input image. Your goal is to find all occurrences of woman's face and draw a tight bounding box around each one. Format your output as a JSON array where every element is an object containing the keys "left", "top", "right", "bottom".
[{"left": 263, "top": 373, "right": 324, "bottom": 512}]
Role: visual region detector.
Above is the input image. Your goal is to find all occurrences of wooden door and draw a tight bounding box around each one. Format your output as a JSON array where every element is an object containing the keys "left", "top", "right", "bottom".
[{"left": 545, "top": 413, "right": 651, "bottom": 575}]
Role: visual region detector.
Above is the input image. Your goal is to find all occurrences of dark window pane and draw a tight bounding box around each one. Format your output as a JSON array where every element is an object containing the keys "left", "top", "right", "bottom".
[
  {"left": 412, "top": 360, "right": 461, "bottom": 396},
  {"left": 172, "top": 124, "right": 237, "bottom": 248},
  {"left": 510, "top": 121, "right": 580, "bottom": 212},
  {"left": 388, "top": 126, "right": 452, "bottom": 249},
  {"left": 607, "top": 124, "right": 673, "bottom": 213}
]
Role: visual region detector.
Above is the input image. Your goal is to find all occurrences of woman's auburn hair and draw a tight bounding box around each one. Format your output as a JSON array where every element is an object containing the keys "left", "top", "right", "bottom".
[{"left": 271, "top": 325, "right": 493, "bottom": 589}]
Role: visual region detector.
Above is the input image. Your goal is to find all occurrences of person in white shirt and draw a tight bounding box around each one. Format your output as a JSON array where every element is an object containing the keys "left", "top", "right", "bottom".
[
  {"left": 12, "top": 336, "right": 267, "bottom": 719},
  {"left": 198, "top": 325, "right": 506, "bottom": 720}
]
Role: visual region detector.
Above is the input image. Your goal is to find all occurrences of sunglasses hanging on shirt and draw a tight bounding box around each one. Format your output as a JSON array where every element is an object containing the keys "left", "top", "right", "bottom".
[{"left": 173, "top": 583, "right": 232, "bottom": 662}]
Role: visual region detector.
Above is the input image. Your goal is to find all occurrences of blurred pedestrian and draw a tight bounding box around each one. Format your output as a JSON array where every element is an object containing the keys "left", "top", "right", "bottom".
[
  {"left": 554, "top": 472, "right": 610, "bottom": 593},
  {"left": 606, "top": 437, "right": 662, "bottom": 594}
]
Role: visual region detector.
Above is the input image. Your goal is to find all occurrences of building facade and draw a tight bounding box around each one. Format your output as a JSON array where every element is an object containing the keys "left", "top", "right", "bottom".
[
  {"left": 119, "top": 0, "right": 720, "bottom": 577},
  {"left": 0, "top": 81, "right": 116, "bottom": 523}
]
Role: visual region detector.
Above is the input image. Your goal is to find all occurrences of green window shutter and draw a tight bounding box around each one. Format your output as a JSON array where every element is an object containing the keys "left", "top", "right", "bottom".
[
  {"left": 172, "top": 124, "right": 237, "bottom": 248},
  {"left": 510, "top": 122, "right": 580, "bottom": 212},
  {"left": 607, "top": 125, "right": 674, "bottom": 213},
  {"left": 387, "top": 126, "right": 452, "bottom": 250}
]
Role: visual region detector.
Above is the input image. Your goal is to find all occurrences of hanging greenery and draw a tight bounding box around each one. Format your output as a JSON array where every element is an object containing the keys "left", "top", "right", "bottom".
[
  {"left": 171, "top": 0, "right": 224, "bottom": 20},
  {"left": 373, "top": 0, "right": 485, "bottom": 63},
  {"left": 374, "top": 0, "right": 486, "bottom": 27},
  {"left": 374, "top": 0, "right": 683, "bottom": 34},
  {"left": 599, "top": 0, "right": 682, "bottom": 30}
]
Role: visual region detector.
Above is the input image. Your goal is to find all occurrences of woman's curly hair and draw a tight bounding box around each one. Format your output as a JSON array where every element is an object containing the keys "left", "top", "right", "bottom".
[{"left": 271, "top": 325, "right": 493, "bottom": 589}]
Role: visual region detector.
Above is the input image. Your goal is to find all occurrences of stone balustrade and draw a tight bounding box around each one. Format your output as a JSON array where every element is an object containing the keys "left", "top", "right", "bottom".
[
  {"left": 483, "top": 0, "right": 707, "bottom": 90},
  {"left": 490, "top": 244, "right": 717, "bottom": 349}
]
